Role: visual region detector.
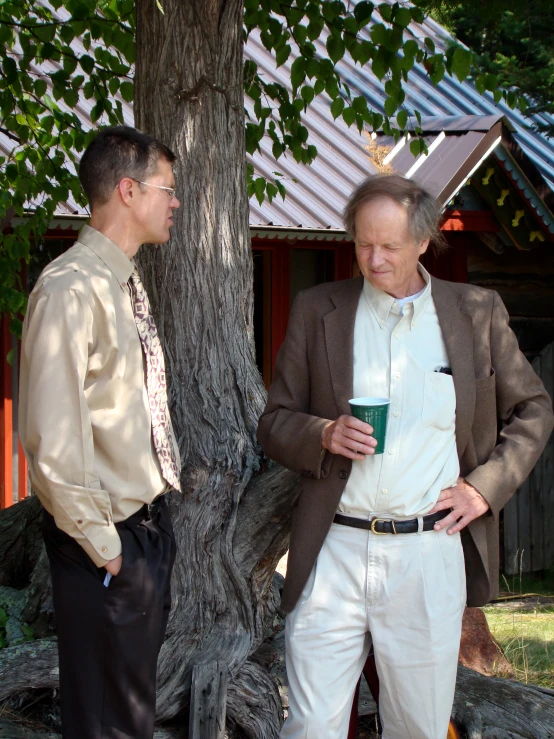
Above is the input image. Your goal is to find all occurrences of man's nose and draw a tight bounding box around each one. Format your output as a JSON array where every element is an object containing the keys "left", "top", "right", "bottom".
[
  {"left": 368, "top": 247, "right": 384, "bottom": 266},
  {"left": 170, "top": 196, "right": 180, "bottom": 209}
]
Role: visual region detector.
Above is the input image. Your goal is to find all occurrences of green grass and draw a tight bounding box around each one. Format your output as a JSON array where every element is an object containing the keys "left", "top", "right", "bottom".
[
  {"left": 500, "top": 567, "right": 554, "bottom": 598},
  {"left": 482, "top": 569, "right": 554, "bottom": 689}
]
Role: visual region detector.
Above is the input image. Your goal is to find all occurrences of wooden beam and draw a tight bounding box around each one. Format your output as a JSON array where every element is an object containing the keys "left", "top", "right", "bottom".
[
  {"left": 0, "top": 317, "right": 13, "bottom": 509},
  {"left": 441, "top": 210, "right": 499, "bottom": 232},
  {"left": 189, "top": 661, "right": 228, "bottom": 739}
]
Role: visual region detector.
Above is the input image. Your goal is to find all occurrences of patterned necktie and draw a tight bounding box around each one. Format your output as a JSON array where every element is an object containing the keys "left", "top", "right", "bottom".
[{"left": 129, "top": 267, "right": 181, "bottom": 492}]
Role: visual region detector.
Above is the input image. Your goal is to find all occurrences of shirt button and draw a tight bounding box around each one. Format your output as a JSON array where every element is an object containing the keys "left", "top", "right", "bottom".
[
  {"left": 395, "top": 333, "right": 400, "bottom": 339},
  {"left": 101, "top": 546, "right": 107, "bottom": 553},
  {"left": 395, "top": 372, "right": 400, "bottom": 378},
  {"left": 393, "top": 411, "right": 399, "bottom": 417},
  {"left": 382, "top": 488, "right": 388, "bottom": 494},
  {"left": 388, "top": 449, "right": 395, "bottom": 455},
  {"left": 77, "top": 519, "right": 83, "bottom": 524},
  {"left": 121, "top": 282, "right": 127, "bottom": 288}
]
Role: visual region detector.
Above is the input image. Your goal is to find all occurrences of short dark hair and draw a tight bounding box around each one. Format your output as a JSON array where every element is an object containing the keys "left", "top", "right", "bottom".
[
  {"left": 343, "top": 174, "right": 447, "bottom": 252},
  {"left": 79, "top": 126, "right": 176, "bottom": 209}
]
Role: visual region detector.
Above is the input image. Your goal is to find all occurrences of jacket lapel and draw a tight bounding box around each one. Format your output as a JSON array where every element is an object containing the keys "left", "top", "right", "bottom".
[
  {"left": 431, "top": 278, "right": 476, "bottom": 458},
  {"left": 324, "top": 277, "right": 363, "bottom": 417}
]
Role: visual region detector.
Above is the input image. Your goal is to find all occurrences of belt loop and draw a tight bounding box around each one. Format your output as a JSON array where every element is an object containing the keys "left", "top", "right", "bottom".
[{"left": 417, "top": 516, "right": 424, "bottom": 533}]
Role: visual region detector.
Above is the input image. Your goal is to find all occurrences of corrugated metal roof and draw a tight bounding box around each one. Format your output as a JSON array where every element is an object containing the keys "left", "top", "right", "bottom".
[{"left": 2, "top": 1, "right": 553, "bottom": 231}]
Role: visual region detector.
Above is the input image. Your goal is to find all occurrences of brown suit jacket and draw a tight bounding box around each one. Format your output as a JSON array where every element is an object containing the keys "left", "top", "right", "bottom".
[{"left": 257, "top": 276, "right": 554, "bottom": 613}]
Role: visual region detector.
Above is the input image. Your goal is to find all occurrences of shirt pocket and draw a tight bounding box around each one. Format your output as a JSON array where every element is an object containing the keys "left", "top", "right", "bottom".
[{"left": 422, "top": 371, "right": 456, "bottom": 431}]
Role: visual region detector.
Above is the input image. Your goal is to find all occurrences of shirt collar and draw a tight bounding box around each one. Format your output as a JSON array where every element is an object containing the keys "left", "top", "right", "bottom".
[
  {"left": 362, "top": 263, "right": 432, "bottom": 329},
  {"left": 77, "top": 225, "right": 134, "bottom": 288}
]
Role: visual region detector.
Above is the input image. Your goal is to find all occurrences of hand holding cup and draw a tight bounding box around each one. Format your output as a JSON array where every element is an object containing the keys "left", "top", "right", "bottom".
[{"left": 321, "top": 415, "right": 378, "bottom": 460}]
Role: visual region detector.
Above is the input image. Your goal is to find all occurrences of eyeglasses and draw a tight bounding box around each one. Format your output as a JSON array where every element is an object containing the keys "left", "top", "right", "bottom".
[{"left": 131, "top": 179, "right": 177, "bottom": 198}]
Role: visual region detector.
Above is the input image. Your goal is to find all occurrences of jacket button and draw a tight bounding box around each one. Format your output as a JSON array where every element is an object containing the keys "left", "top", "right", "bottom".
[
  {"left": 77, "top": 519, "right": 83, "bottom": 524},
  {"left": 339, "top": 470, "right": 348, "bottom": 479}
]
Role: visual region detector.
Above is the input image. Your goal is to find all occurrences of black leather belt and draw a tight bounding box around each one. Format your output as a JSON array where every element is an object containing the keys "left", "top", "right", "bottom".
[{"left": 333, "top": 509, "right": 450, "bottom": 535}]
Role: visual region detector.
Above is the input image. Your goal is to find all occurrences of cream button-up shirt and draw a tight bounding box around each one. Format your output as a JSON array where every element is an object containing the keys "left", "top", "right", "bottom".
[
  {"left": 19, "top": 226, "right": 179, "bottom": 566},
  {"left": 338, "top": 265, "right": 459, "bottom": 518}
]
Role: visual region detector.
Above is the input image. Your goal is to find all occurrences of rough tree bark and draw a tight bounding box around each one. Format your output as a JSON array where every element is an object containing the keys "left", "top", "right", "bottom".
[{"left": 133, "top": 0, "right": 299, "bottom": 733}]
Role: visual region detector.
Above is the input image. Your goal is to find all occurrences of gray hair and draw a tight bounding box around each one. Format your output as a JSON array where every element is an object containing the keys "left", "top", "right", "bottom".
[
  {"left": 343, "top": 174, "right": 447, "bottom": 252},
  {"left": 79, "top": 126, "right": 176, "bottom": 209}
]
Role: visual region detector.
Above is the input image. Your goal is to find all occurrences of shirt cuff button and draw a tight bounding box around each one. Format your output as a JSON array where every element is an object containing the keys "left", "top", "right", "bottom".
[{"left": 101, "top": 546, "right": 107, "bottom": 553}]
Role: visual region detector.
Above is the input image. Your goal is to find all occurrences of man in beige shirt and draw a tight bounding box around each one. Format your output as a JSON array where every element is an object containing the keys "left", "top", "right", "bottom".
[
  {"left": 257, "top": 175, "right": 553, "bottom": 739},
  {"left": 19, "top": 126, "right": 181, "bottom": 739}
]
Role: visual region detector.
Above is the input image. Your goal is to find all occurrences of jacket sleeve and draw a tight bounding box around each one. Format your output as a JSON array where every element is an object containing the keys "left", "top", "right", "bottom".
[
  {"left": 257, "top": 291, "right": 333, "bottom": 478},
  {"left": 465, "top": 291, "right": 554, "bottom": 518}
]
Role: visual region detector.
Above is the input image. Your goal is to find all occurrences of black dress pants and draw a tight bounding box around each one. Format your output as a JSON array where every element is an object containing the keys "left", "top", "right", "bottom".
[{"left": 42, "top": 497, "right": 176, "bottom": 739}]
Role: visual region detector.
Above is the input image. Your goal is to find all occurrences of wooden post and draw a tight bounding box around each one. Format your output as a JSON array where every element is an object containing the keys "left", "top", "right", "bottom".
[
  {"left": 0, "top": 316, "right": 13, "bottom": 509},
  {"left": 189, "top": 661, "right": 228, "bottom": 739}
]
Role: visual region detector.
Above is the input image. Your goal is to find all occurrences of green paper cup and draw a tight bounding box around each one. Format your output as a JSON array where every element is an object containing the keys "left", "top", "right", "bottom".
[{"left": 349, "top": 397, "right": 390, "bottom": 455}]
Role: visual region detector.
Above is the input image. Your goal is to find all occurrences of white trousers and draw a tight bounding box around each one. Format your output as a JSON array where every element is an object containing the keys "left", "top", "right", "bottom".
[{"left": 281, "top": 522, "right": 466, "bottom": 739}]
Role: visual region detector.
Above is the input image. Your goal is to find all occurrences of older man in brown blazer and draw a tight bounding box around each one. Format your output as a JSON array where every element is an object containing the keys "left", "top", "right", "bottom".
[{"left": 257, "top": 175, "right": 553, "bottom": 739}]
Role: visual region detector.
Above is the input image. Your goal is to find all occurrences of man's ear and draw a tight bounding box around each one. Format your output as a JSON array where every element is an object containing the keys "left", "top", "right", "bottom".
[
  {"left": 116, "top": 177, "right": 135, "bottom": 207},
  {"left": 419, "top": 238, "right": 430, "bottom": 256}
]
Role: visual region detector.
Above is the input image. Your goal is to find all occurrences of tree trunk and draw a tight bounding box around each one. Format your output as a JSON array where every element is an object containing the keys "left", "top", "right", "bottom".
[
  {"left": 134, "top": 0, "right": 293, "bottom": 733},
  {"left": 452, "top": 665, "right": 554, "bottom": 738}
]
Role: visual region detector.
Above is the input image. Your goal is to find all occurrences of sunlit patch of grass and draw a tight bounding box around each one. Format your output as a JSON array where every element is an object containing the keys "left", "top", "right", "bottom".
[{"left": 482, "top": 605, "right": 554, "bottom": 689}]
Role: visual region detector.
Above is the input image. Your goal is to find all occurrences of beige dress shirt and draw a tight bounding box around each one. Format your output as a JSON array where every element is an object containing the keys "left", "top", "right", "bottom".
[
  {"left": 338, "top": 265, "right": 460, "bottom": 518},
  {"left": 19, "top": 226, "right": 179, "bottom": 566}
]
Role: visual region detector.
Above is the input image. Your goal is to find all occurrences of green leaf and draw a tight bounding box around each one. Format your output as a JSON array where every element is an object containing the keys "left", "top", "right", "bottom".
[
  {"left": 451, "top": 47, "right": 471, "bottom": 82},
  {"left": 266, "top": 183, "right": 278, "bottom": 202},
  {"left": 33, "top": 24, "right": 56, "bottom": 44},
  {"left": 342, "top": 106, "right": 356, "bottom": 126},
  {"left": 301, "top": 85, "right": 314, "bottom": 105},
  {"left": 410, "top": 7, "right": 424, "bottom": 24},
  {"left": 313, "top": 78, "right": 325, "bottom": 95},
  {"left": 3, "top": 57, "right": 18, "bottom": 85},
  {"left": 34, "top": 78, "right": 48, "bottom": 98},
  {"left": 384, "top": 96, "right": 397, "bottom": 116},
  {"left": 354, "top": 1, "right": 374, "bottom": 25},
  {"left": 254, "top": 176, "right": 265, "bottom": 205},
  {"left": 276, "top": 44, "right": 291, "bottom": 67},
  {"left": 424, "top": 37, "right": 435, "bottom": 52},
  {"left": 396, "top": 109, "right": 408, "bottom": 129},
  {"left": 330, "top": 96, "right": 344, "bottom": 119},
  {"left": 307, "top": 18, "right": 324, "bottom": 41},
  {"left": 120, "top": 81, "right": 134, "bottom": 102},
  {"left": 410, "top": 138, "right": 424, "bottom": 157},
  {"left": 290, "top": 58, "right": 306, "bottom": 91},
  {"left": 372, "top": 57, "right": 387, "bottom": 80},
  {"left": 352, "top": 96, "right": 367, "bottom": 114},
  {"left": 395, "top": 7, "right": 411, "bottom": 28},
  {"left": 370, "top": 23, "right": 387, "bottom": 46},
  {"left": 326, "top": 35, "right": 345, "bottom": 64},
  {"left": 0, "top": 608, "right": 7, "bottom": 627},
  {"left": 357, "top": 40, "right": 373, "bottom": 66},
  {"left": 475, "top": 75, "right": 486, "bottom": 95},
  {"left": 430, "top": 60, "right": 445, "bottom": 86},
  {"left": 80, "top": 54, "right": 95, "bottom": 74},
  {"left": 63, "top": 89, "right": 79, "bottom": 107},
  {"left": 378, "top": 3, "right": 392, "bottom": 22}
]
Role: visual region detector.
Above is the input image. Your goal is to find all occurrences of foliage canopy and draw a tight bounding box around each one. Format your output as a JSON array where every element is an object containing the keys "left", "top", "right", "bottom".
[{"left": 0, "top": 0, "right": 533, "bottom": 336}]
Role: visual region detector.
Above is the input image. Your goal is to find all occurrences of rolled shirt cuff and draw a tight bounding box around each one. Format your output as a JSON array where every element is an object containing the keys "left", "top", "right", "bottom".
[{"left": 77, "top": 523, "right": 123, "bottom": 567}]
